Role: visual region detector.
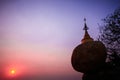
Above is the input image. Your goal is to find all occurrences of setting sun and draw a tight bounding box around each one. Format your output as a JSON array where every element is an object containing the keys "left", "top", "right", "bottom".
[
  {"left": 10, "top": 69, "right": 16, "bottom": 75},
  {"left": 9, "top": 68, "right": 16, "bottom": 76},
  {"left": 4, "top": 64, "right": 26, "bottom": 78}
]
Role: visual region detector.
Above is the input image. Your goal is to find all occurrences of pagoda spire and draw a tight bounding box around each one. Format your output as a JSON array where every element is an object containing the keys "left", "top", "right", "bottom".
[{"left": 81, "top": 18, "right": 93, "bottom": 43}]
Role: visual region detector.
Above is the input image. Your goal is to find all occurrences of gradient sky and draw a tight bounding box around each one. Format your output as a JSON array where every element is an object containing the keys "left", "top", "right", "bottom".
[{"left": 0, "top": 0, "right": 120, "bottom": 80}]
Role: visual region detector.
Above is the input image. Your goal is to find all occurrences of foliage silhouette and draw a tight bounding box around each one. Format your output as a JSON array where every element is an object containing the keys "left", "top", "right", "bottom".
[{"left": 99, "top": 7, "right": 120, "bottom": 66}]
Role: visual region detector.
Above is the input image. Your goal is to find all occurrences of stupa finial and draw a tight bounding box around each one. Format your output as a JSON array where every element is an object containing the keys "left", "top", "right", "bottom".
[
  {"left": 83, "top": 18, "right": 89, "bottom": 30},
  {"left": 81, "top": 18, "right": 93, "bottom": 43}
]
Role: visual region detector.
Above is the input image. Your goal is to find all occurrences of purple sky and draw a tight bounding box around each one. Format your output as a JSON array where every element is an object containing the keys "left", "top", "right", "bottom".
[{"left": 0, "top": 0, "right": 120, "bottom": 80}]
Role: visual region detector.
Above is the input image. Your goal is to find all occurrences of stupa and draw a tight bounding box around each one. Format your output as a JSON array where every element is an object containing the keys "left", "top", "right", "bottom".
[{"left": 71, "top": 19, "right": 107, "bottom": 73}]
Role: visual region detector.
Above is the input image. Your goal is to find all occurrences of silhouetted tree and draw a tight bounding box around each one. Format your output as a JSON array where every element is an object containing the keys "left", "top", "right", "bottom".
[{"left": 99, "top": 7, "right": 120, "bottom": 66}]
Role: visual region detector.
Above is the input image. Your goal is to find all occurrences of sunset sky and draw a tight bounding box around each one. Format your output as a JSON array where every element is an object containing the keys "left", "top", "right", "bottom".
[{"left": 0, "top": 0, "right": 120, "bottom": 80}]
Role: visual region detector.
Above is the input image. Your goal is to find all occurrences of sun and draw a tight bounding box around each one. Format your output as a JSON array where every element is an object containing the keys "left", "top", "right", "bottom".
[
  {"left": 5, "top": 64, "right": 26, "bottom": 78},
  {"left": 9, "top": 69, "right": 16, "bottom": 76},
  {"left": 10, "top": 69, "right": 16, "bottom": 75}
]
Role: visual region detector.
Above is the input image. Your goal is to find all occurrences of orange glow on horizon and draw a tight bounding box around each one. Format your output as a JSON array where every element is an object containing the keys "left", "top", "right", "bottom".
[
  {"left": 4, "top": 64, "right": 26, "bottom": 78},
  {"left": 10, "top": 69, "right": 16, "bottom": 75},
  {"left": 8, "top": 68, "right": 17, "bottom": 77}
]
